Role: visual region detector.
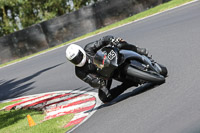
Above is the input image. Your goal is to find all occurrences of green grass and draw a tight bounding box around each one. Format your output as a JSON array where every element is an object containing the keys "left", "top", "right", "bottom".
[
  {"left": 0, "top": 102, "right": 74, "bottom": 133},
  {"left": 0, "top": 101, "right": 20, "bottom": 110},
  {"left": 0, "top": 0, "right": 194, "bottom": 68}
]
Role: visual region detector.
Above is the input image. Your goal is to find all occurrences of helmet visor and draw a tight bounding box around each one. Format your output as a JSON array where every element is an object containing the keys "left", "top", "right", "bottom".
[{"left": 70, "top": 50, "right": 84, "bottom": 65}]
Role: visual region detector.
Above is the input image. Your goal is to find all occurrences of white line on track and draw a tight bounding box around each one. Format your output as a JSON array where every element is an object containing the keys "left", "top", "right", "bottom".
[
  {"left": 55, "top": 94, "right": 93, "bottom": 107},
  {"left": 15, "top": 93, "right": 58, "bottom": 109},
  {"left": 46, "top": 100, "right": 96, "bottom": 116}
]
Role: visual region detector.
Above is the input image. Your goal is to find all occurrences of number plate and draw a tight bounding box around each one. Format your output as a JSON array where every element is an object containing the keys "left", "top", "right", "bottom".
[{"left": 107, "top": 50, "right": 116, "bottom": 60}]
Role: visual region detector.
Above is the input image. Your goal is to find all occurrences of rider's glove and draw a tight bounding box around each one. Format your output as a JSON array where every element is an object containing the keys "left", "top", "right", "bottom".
[
  {"left": 136, "top": 47, "right": 149, "bottom": 56},
  {"left": 99, "top": 79, "right": 106, "bottom": 87},
  {"left": 111, "top": 37, "right": 125, "bottom": 45}
]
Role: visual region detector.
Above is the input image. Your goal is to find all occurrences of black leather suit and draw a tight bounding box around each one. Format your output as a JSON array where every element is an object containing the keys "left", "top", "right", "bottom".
[{"left": 75, "top": 35, "right": 139, "bottom": 103}]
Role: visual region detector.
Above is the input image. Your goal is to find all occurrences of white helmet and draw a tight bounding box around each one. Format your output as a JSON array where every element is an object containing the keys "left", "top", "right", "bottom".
[{"left": 66, "top": 44, "right": 86, "bottom": 67}]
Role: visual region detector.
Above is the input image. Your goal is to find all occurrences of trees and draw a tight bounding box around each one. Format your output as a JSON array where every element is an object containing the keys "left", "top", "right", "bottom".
[{"left": 0, "top": 0, "right": 98, "bottom": 37}]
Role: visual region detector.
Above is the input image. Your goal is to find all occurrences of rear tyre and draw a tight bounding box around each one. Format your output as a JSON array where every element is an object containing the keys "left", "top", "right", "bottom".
[{"left": 126, "top": 65, "right": 165, "bottom": 84}]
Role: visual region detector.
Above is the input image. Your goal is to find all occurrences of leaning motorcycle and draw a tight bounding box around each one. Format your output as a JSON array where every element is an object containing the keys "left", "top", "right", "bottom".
[{"left": 93, "top": 45, "right": 168, "bottom": 85}]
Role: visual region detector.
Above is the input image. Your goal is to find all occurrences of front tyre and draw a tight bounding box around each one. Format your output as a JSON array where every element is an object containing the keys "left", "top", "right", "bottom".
[{"left": 158, "top": 64, "right": 168, "bottom": 77}]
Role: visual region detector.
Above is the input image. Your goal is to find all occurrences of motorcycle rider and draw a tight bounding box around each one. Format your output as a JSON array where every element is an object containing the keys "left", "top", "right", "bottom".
[{"left": 66, "top": 35, "right": 148, "bottom": 103}]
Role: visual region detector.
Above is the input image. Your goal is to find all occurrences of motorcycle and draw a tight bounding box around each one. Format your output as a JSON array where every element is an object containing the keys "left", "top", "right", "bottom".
[{"left": 93, "top": 45, "right": 168, "bottom": 85}]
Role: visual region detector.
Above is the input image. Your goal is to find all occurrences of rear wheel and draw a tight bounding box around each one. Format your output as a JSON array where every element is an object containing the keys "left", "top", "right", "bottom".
[{"left": 126, "top": 65, "right": 165, "bottom": 84}]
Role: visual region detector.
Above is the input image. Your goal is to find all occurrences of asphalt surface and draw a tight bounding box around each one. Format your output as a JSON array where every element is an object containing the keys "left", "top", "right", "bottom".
[{"left": 1, "top": 1, "right": 200, "bottom": 133}]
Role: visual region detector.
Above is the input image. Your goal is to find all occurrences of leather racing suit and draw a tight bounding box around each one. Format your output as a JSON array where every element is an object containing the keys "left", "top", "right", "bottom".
[{"left": 75, "top": 35, "right": 143, "bottom": 103}]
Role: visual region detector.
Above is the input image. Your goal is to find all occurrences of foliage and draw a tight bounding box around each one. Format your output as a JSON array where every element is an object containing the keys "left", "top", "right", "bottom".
[{"left": 0, "top": 0, "right": 98, "bottom": 37}]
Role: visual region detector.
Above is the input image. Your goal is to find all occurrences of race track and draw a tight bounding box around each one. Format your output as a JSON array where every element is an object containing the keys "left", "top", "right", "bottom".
[{"left": 1, "top": 1, "right": 200, "bottom": 133}]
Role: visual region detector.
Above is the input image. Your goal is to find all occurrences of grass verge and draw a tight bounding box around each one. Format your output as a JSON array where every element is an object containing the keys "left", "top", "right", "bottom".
[
  {"left": 0, "top": 0, "right": 195, "bottom": 68},
  {"left": 0, "top": 101, "right": 20, "bottom": 109},
  {"left": 0, "top": 102, "right": 74, "bottom": 133}
]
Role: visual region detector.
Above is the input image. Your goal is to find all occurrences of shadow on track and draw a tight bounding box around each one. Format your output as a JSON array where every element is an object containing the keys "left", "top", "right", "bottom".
[
  {"left": 0, "top": 63, "right": 64, "bottom": 101},
  {"left": 111, "top": 83, "right": 159, "bottom": 104},
  {"left": 87, "top": 83, "right": 161, "bottom": 112}
]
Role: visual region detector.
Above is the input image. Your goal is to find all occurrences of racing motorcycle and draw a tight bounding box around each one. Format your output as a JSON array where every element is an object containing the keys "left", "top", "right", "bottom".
[{"left": 93, "top": 45, "right": 168, "bottom": 85}]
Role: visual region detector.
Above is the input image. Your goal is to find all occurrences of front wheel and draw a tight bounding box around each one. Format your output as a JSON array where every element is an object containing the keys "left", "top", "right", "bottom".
[{"left": 126, "top": 65, "right": 165, "bottom": 84}]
